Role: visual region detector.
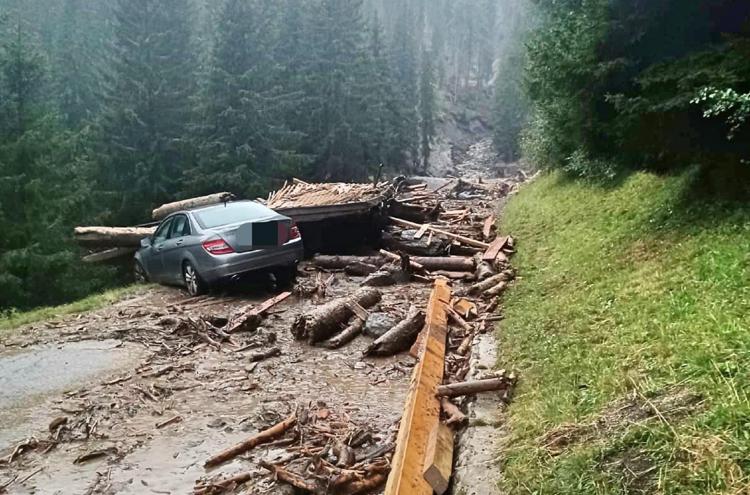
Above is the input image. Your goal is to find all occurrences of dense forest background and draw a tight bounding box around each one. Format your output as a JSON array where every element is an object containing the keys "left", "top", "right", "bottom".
[
  {"left": 0, "top": 0, "right": 526, "bottom": 310},
  {"left": 1, "top": 0, "right": 748, "bottom": 311}
]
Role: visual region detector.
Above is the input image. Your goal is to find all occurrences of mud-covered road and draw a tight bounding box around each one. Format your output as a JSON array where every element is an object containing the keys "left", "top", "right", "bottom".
[{"left": 0, "top": 277, "right": 430, "bottom": 494}]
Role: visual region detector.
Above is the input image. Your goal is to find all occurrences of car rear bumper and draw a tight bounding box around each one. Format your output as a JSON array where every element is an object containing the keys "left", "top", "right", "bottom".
[{"left": 198, "top": 239, "right": 304, "bottom": 283}]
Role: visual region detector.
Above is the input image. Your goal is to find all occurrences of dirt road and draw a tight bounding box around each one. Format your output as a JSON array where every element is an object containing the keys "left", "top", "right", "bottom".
[{"left": 0, "top": 277, "right": 430, "bottom": 494}]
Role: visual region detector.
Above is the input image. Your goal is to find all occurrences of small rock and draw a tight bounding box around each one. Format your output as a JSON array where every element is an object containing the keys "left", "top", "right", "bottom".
[
  {"left": 361, "top": 271, "right": 396, "bottom": 287},
  {"left": 364, "top": 312, "right": 398, "bottom": 338}
]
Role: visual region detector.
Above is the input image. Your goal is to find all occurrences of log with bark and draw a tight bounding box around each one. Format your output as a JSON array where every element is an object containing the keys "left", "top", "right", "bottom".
[
  {"left": 436, "top": 376, "right": 515, "bottom": 398},
  {"left": 364, "top": 306, "right": 426, "bottom": 356},
  {"left": 324, "top": 317, "right": 366, "bottom": 349},
  {"left": 345, "top": 262, "right": 381, "bottom": 277},
  {"left": 441, "top": 398, "right": 467, "bottom": 426},
  {"left": 152, "top": 192, "right": 235, "bottom": 220},
  {"left": 82, "top": 247, "right": 137, "bottom": 263},
  {"left": 74, "top": 226, "right": 156, "bottom": 248},
  {"left": 292, "top": 288, "right": 381, "bottom": 343},
  {"left": 468, "top": 270, "right": 514, "bottom": 295},
  {"left": 484, "top": 281, "right": 508, "bottom": 298},
  {"left": 314, "top": 254, "right": 474, "bottom": 273},
  {"left": 205, "top": 413, "right": 297, "bottom": 468}
]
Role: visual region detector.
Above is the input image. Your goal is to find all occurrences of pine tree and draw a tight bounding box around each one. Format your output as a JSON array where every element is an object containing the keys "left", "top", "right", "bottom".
[
  {"left": 389, "top": 2, "right": 419, "bottom": 168},
  {"left": 96, "top": 0, "right": 196, "bottom": 224},
  {"left": 187, "top": 0, "right": 305, "bottom": 198},
  {"left": 302, "top": 0, "right": 372, "bottom": 180},
  {"left": 419, "top": 47, "right": 437, "bottom": 170}
]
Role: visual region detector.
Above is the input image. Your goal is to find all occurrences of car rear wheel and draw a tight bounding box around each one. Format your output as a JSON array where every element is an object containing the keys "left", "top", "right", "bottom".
[
  {"left": 183, "top": 261, "right": 207, "bottom": 296},
  {"left": 134, "top": 261, "right": 148, "bottom": 284},
  {"left": 272, "top": 264, "right": 297, "bottom": 289}
]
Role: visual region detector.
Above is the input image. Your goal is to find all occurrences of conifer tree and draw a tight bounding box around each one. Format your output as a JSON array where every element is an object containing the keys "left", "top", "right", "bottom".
[
  {"left": 419, "top": 48, "right": 437, "bottom": 170},
  {"left": 97, "top": 0, "right": 196, "bottom": 223}
]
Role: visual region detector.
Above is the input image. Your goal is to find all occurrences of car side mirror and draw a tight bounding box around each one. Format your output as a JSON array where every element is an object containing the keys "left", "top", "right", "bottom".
[{"left": 140, "top": 237, "right": 152, "bottom": 248}]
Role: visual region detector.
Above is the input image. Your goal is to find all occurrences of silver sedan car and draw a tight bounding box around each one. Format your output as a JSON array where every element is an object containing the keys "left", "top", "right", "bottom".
[{"left": 134, "top": 201, "right": 303, "bottom": 295}]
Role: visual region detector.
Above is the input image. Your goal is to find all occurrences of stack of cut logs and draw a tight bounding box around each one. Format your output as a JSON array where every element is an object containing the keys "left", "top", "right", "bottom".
[{"left": 74, "top": 193, "right": 235, "bottom": 262}]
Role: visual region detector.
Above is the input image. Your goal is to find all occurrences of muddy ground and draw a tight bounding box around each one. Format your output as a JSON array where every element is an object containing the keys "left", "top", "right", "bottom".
[
  {"left": 1, "top": 134, "right": 522, "bottom": 494},
  {"left": 0, "top": 275, "right": 433, "bottom": 494}
]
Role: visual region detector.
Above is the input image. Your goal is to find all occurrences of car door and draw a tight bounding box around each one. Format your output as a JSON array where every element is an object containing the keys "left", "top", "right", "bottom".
[
  {"left": 161, "top": 214, "right": 192, "bottom": 284},
  {"left": 147, "top": 217, "right": 173, "bottom": 282}
]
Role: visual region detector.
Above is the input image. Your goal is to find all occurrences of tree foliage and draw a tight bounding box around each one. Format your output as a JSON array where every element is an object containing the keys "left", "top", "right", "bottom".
[{"left": 521, "top": 0, "right": 750, "bottom": 183}]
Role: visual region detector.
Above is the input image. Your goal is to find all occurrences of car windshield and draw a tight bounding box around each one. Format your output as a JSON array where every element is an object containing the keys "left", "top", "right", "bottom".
[{"left": 195, "top": 202, "right": 275, "bottom": 229}]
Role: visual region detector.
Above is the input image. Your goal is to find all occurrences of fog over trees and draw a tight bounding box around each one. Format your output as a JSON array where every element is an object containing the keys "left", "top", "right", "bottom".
[{"left": 0, "top": 0, "right": 522, "bottom": 310}]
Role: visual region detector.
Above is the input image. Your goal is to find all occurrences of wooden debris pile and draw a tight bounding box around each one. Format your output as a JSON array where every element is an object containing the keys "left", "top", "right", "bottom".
[
  {"left": 196, "top": 403, "right": 395, "bottom": 495},
  {"left": 266, "top": 179, "right": 395, "bottom": 210}
]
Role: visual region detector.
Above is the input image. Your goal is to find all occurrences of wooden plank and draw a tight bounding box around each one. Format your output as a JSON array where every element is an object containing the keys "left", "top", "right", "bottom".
[
  {"left": 423, "top": 423, "right": 455, "bottom": 495},
  {"left": 345, "top": 301, "right": 370, "bottom": 321},
  {"left": 248, "top": 291, "right": 292, "bottom": 317},
  {"left": 384, "top": 279, "right": 451, "bottom": 495},
  {"left": 389, "top": 217, "right": 490, "bottom": 249},
  {"left": 482, "top": 235, "right": 509, "bottom": 262},
  {"left": 414, "top": 223, "right": 430, "bottom": 240},
  {"left": 482, "top": 215, "right": 496, "bottom": 240}
]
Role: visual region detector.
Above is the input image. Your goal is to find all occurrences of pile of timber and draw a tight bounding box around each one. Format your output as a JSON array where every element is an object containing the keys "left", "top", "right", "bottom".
[{"left": 198, "top": 402, "right": 393, "bottom": 494}]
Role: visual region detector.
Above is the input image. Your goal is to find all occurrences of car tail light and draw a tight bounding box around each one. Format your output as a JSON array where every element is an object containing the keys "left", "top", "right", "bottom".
[
  {"left": 202, "top": 239, "right": 235, "bottom": 255},
  {"left": 289, "top": 223, "right": 301, "bottom": 240}
]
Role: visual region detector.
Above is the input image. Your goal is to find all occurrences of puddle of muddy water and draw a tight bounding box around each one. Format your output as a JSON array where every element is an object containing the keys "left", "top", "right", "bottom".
[{"left": 0, "top": 340, "right": 144, "bottom": 448}]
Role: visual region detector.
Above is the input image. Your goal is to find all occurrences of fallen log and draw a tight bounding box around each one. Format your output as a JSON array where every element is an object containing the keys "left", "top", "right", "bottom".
[
  {"left": 365, "top": 306, "right": 426, "bottom": 356},
  {"left": 445, "top": 306, "right": 472, "bottom": 332},
  {"left": 379, "top": 249, "right": 425, "bottom": 273},
  {"left": 205, "top": 413, "right": 297, "bottom": 468},
  {"left": 73, "top": 226, "right": 155, "bottom": 248},
  {"left": 339, "top": 472, "right": 388, "bottom": 495},
  {"left": 468, "top": 270, "right": 514, "bottom": 294},
  {"left": 324, "top": 317, "right": 365, "bottom": 349},
  {"left": 292, "top": 288, "right": 381, "bottom": 343},
  {"left": 389, "top": 217, "right": 490, "bottom": 249},
  {"left": 314, "top": 255, "right": 384, "bottom": 270},
  {"left": 436, "top": 377, "right": 512, "bottom": 398},
  {"left": 314, "top": 254, "right": 474, "bottom": 273},
  {"left": 345, "top": 262, "right": 380, "bottom": 277},
  {"left": 152, "top": 192, "right": 235, "bottom": 220},
  {"left": 82, "top": 247, "right": 136, "bottom": 263},
  {"left": 484, "top": 281, "right": 508, "bottom": 298}
]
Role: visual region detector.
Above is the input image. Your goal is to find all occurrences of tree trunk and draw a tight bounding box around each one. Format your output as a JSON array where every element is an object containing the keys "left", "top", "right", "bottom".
[
  {"left": 292, "top": 288, "right": 381, "bottom": 343},
  {"left": 324, "top": 317, "right": 365, "bottom": 349},
  {"left": 205, "top": 413, "right": 297, "bottom": 467},
  {"left": 314, "top": 255, "right": 385, "bottom": 270},
  {"left": 364, "top": 306, "right": 426, "bottom": 356},
  {"left": 469, "top": 270, "right": 514, "bottom": 294},
  {"left": 74, "top": 226, "right": 156, "bottom": 248},
  {"left": 345, "top": 262, "right": 380, "bottom": 276},
  {"left": 314, "top": 254, "right": 474, "bottom": 273},
  {"left": 436, "top": 377, "right": 512, "bottom": 398},
  {"left": 152, "top": 192, "right": 235, "bottom": 220}
]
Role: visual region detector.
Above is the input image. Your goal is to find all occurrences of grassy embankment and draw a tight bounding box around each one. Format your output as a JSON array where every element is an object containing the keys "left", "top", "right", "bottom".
[
  {"left": 498, "top": 168, "right": 750, "bottom": 494},
  {"left": 0, "top": 285, "right": 142, "bottom": 332}
]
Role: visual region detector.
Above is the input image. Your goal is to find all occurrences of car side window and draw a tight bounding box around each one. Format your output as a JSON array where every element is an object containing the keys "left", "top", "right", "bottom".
[
  {"left": 169, "top": 215, "right": 191, "bottom": 239},
  {"left": 153, "top": 218, "right": 173, "bottom": 244}
]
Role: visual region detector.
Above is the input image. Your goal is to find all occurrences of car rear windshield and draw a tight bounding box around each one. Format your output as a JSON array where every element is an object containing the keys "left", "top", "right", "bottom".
[{"left": 195, "top": 202, "right": 275, "bottom": 229}]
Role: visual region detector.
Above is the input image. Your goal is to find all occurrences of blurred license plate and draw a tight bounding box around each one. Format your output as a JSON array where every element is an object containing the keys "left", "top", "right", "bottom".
[{"left": 237, "top": 222, "right": 278, "bottom": 249}]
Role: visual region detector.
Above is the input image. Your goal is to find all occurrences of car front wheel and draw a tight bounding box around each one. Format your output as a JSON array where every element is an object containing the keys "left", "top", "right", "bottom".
[
  {"left": 134, "top": 261, "right": 148, "bottom": 284},
  {"left": 183, "top": 261, "right": 207, "bottom": 296}
]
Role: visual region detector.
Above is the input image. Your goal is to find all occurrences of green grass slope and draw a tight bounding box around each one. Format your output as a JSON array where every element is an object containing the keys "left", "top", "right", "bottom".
[
  {"left": 499, "top": 169, "right": 750, "bottom": 494},
  {"left": 0, "top": 285, "right": 141, "bottom": 333}
]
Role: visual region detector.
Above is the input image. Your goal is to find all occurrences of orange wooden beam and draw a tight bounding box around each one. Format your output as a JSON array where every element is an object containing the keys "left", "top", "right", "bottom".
[{"left": 385, "top": 278, "right": 452, "bottom": 495}]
